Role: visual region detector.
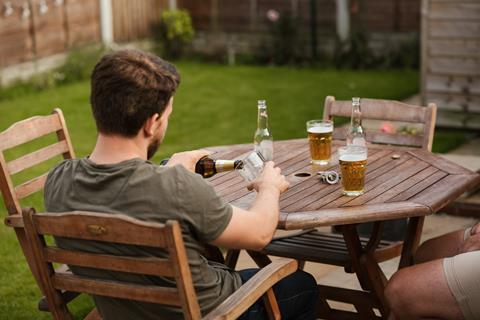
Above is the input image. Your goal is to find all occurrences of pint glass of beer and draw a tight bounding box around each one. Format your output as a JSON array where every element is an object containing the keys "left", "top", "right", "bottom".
[
  {"left": 339, "top": 145, "right": 368, "bottom": 196},
  {"left": 306, "top": 120, "right": 333, "bottom": 165}
]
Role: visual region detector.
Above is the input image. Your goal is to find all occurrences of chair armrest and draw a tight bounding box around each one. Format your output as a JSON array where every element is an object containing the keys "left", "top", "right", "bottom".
[
  {"left": 202, "top": 259, "right": 298, "bottom": 320},
  {"left": 4, "top": 214, "right": 23, "bottom": 228}
]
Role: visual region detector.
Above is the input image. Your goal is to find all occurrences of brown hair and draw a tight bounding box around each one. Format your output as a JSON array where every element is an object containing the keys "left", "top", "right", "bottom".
[{"left": 90, "top": 49, "right": 180, "bottom": 137}]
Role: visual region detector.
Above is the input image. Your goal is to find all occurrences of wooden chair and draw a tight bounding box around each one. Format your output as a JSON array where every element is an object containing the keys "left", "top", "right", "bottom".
[
  {"left": 241, "top": 96, "right": 437, "bottom": 318},
  {"left": 21, "top": 207, "right": 298, "bottom": 320},
  {"left": 0, "top": 109, "right": 79, "bottom": 312}
]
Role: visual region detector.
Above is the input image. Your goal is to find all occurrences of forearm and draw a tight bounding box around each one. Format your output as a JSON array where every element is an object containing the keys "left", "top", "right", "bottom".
[{"left": 248, "top": 187, "right": 281, "bottom": 245}]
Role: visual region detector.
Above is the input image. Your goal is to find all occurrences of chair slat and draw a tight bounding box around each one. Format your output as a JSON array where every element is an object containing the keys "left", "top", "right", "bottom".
[
  {"left": 7, "top": 141, "right": 69, "bottom": 175},
  {"left": 330, "top": 99, "right": 428, "bottom": 123},
  {"left": 52, "top": 273, "right": 182, "bottom": 306},
  {"left": 33, "top": 212, "right": 167, "bottom": 248},
  {"left": 0, "top": 114, "right": 62, "bottom": 151},
  {"left": 45, "top": 247, "right": 176, "bottom": 277},
  {"left": 15, "top": 172, "right": 49, "bottom": 199},
  {"left": 333, "top": 130, "right": 424, "bottom": 148}
]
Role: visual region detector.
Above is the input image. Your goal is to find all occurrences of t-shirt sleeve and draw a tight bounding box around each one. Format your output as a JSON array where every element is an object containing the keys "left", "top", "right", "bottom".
[{"left": 174, "top": 166, "right": 233, "bottom": 243}]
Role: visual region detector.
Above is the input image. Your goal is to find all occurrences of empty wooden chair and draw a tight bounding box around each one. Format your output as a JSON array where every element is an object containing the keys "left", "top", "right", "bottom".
[
  {"left": 22, "top": 207, "right": 298, "bottom": 320},
  {"left": 0, "top": 109, "right": 79, "bottom": 313}
]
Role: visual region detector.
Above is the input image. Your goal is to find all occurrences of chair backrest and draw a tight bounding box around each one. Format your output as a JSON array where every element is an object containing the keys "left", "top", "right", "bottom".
[
  {"left": 0, "top": 108, "right": 75, "bottom": 217},
  {"left": 22, "top": 208, "right": 202, "bottom": 320},
  {"left": 323, "top": 96, "right": 437, "bottom": 151}
]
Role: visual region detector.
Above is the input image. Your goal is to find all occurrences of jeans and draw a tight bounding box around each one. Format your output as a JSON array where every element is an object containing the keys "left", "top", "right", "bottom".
[{"left": 238, "top": 268, "right": 318, "bottom": 320}]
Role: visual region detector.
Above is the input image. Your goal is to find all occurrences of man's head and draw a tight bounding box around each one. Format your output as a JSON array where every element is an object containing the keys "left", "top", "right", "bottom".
[{"left": 90, "top": 50, "right": 180, "bottom": 158}]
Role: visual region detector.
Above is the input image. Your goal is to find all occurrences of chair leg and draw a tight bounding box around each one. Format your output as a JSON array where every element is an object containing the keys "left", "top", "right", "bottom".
[
  {"left": 225, "top": 249, "right": 240, "bottom": 269},
  {"left": 247, "top": 250, "right": 272, "bottom": 268},
  {"left": 262, "top": 288, "right": 280, "bottom": 320},
  {"left": 399, "top": 216, "right": 425, "bottom": 268},
  {"left": 297, "top": 260, "right": 306, "bottom": 270}
]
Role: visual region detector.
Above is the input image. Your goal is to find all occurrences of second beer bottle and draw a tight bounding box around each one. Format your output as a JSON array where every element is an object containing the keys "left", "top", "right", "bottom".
[{"left": 195, "top": 156, "right": 244, "bottom": 178}]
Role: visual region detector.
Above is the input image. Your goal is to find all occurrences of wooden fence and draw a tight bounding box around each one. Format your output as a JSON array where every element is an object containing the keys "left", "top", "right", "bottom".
[
  {"left": 0, "top": 0, "right": 100, "bottom": 68},
  {"left": 112, "top": 0, "right": 168, "bottom": 42},
  {"left": 421, "top": 0, "right": 480, "bottom": 129},
  {"left": 180, "top": 0, "right": 420, "bottom": 34}
]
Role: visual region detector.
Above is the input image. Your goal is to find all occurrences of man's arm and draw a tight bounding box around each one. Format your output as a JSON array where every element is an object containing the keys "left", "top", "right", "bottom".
[{"left": 211, "top": 162, "right": 289, "bottom": 251}]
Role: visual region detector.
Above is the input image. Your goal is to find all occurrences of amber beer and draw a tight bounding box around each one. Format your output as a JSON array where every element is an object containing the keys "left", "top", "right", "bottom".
[
  {"left": 307, "top": 120, "right": 333, "bottom": 165},
  {"left": 339, "top": 146, "right": 368, "bottom": 196}
]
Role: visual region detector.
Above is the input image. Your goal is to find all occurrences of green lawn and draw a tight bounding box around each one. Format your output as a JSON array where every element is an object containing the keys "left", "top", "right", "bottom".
[{"left": 0, "top": 63, "right": 427, "bottom": 319}]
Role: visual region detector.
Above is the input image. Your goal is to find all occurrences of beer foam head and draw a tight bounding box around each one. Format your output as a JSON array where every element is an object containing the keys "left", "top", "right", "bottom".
[
  {"left": 307, "top": 125, "right": 333, "bottom": 134},
  {"left": 339, "top": 154, "right": 367, "bottom": 162}
]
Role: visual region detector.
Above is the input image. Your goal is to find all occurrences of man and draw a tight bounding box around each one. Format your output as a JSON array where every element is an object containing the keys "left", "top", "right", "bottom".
[
  {"left": 44, "top": 49, "right": 318, "bottom": 319},
  {"left": 385, "top": 223, "right": 480, "bottom": 319}
]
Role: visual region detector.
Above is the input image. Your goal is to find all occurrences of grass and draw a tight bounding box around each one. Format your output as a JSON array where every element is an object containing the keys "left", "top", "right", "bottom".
[{"left": 0, "top": 62, "right": 462, "bottom": 319}]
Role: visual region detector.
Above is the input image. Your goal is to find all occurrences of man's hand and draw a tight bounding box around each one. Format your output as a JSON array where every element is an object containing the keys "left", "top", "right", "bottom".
[
  {"left": 166, "top": 150, "right": 210, "bottom": 172},
  {"left": 459, "top": 222, "right": 480, "bottom": 254},
  {"left": 247, "top": 161, "right": 289, "bottom": 194}
]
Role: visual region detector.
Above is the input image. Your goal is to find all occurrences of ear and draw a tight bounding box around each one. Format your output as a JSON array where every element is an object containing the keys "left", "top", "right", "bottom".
[{"left": 143, "top": 113, "right": 161, "bottom": 137}]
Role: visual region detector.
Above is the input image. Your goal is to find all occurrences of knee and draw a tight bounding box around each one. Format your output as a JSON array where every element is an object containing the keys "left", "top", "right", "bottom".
[
  {"left": 286, "top": 270, "right": 318, "bottom": 302},
  {"left": 385, "top": 271, "right": 409, "bottom": 314},
  {"left": 296, "top": 269, "right": 318, "bottom": 293}
]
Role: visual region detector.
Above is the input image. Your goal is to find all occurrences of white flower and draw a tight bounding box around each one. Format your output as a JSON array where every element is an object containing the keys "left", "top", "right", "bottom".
[{"left": 266, "top": 9, "right": 280, "bottom": 22}]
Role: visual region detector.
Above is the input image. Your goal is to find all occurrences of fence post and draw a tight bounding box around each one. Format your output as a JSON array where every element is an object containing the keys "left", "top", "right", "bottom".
[
  {"left": 169, "top": 0, "right": 177, "bottom": 10},
  {"left": 336, "top": 0, "right": 350, "bottom": 42},
  {"left": 99, "top": 0, "right": 114, "bottom": 45},
  {"left": 211, "top": 0, "right": 219, "bottom": 32},
  {"left": 250, "top": 0, "right": 257, "bottom": 31}
]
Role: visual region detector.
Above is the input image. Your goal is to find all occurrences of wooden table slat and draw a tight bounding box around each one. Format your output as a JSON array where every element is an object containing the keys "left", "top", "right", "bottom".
[
  {"left": 345, "top": 160, "right": 430, "bottom": 206},
  {"left": 296, "top": 154, "right": 415, "bottom": 212},
  {"left": 411, "top": 174, "right": 480, "bottom": 212},
  {"left": 408, "top": 149, "right": 474, "bottom": 175},
  {"left": 367, "top": 166, "right": 440, "bottom": 205},
  {"left": 387, "top": 170, "right": 449, "bottom": 203},
  {"left": 283, "top": 202, "right": 432, "bottom": 230}
]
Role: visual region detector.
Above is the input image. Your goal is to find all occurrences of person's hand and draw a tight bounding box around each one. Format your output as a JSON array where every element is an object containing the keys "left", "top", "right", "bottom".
[
  {"left": 166, "top": 150, "right": 210, "bottom": 172},
  {"left": 247, "top": 161, "right": 289, "bottom": 194},
  {"left": 459, "top": 223, "right": 480, "bottom": 253}
]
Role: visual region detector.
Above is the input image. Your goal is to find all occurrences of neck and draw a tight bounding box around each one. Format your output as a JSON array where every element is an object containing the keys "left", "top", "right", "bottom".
[{"left": 89, "top": 133, "right": 148, "bottom": 164}]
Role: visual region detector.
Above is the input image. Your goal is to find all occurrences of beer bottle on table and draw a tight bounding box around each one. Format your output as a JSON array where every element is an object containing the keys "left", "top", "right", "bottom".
[
  {"left": 159, "top": 157, "right": 244, "bottom": 178},
  {"left": 253, "top": 100, "right": 273, "bottom": 161},
  {"left": 347, "top": 97, "right": 366, "bottom": 146}
]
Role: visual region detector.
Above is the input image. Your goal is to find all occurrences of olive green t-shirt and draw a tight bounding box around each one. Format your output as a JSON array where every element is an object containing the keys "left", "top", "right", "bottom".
[{"left": 44, "top": 158, "right": 242, "bottom": 319}]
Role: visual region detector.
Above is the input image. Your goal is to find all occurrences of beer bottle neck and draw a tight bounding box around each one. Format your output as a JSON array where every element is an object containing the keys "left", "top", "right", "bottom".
[
  {"left": 351, "top": 99, "right": 363, "bottom": 132},
  {"left": 257, "top": 105, "right": 269, "bottom": 130}
]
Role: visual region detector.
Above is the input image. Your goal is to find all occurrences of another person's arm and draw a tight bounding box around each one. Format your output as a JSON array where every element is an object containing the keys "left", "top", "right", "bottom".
[{"left": 415, "top": 222, "right": 480, "bottom": 264}]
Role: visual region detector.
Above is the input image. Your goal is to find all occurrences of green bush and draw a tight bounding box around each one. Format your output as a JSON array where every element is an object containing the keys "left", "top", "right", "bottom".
[
  {"left": 56, "top": 46, "right": 106, "bottom": 84},
  {"left": 153, "top": 9, "right": 195, "bottom": 59}
]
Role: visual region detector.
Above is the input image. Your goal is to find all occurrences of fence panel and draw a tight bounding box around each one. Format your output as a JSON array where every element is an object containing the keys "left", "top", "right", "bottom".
[
  {"left": 112, "top": 0, "right": 167, "bottom": 42},
  {"left": 66, "top": 0, "right": 101, "bottom": 47},
  {"left": 0, "top": 0, "right": 34, "bottom": 67},
  {"left": 31, "top": 0, "right": 67, "bottom": 58},
  {"left": 421, "top": 0, "right": 480, "bottom": 129}
]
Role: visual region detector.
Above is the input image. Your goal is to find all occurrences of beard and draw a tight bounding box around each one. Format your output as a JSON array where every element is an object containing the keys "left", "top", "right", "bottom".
[{"left": 147, "top": 138, "right": 160, "bottom": 160}]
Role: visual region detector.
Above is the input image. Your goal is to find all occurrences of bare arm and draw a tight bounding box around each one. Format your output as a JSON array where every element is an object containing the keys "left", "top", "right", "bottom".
[
  {"left": 211, "top": 162, "right": 289, "bottom": 251},
  {"left": 415, "top": 222, "right": 480, "bottom": 264}
]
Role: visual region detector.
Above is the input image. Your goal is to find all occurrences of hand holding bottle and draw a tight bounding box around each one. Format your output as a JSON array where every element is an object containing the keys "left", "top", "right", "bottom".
[
  {"left": 165, "top": 150, "right": 211, "bottom": 172},
  {"left": 247, "top": 161, "right": 289, "bottom": 194}
]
